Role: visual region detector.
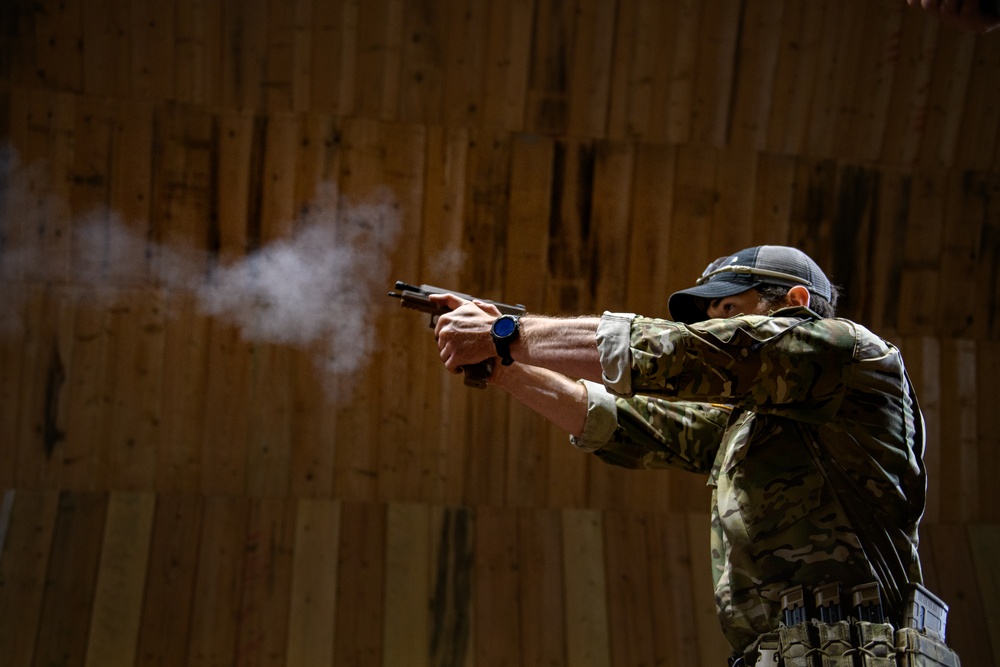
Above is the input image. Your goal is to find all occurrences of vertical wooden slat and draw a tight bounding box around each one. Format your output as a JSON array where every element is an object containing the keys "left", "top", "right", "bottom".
[
  {"left": 0, "top": 491, "right": 60, "bottom": 667},
  {"left": 82, "top": 0, "right": 130, "bottom": 97},
  {"left": 353, "top": 0, "right": 404, "bottom": 121},
  {"left": 129, "top": 0, "right": 176, "bottom": 101},
  {"left": 603, "top": 510, "right": 656, "bottom": 667},
  {"left": 399, "top": 0, "right": 445, "bottom": 124},
  {"left": 473, "top": 506, "right": 521, "bottom": 666},
  {"left": 897, "top": 169, "right": 945, "bottom": 336},
  {"left": 200, "top": 322, "right": 251, "bottom": 496},
  {"left": 245, "top": 112, "right": 298, "bottom": 498},
  {"left": 310, "top": 0, "right": 356, "bottom": 114},
  {"left": 174, "top": 0, "right": 223, "bottom": 107},
  {"left": 967, "top": 524, "right": 1000, "bottom": 664},
  {"left": 686, "top": 512, "right": 731, "bottom": 667},
  {"left": 647, "top": 513, "right": 701, "bottom": 667},
  {"left": 561, "top": 509, "right": 611, "bottom": 667},
  {"left": 828, "top": 165, "right": 880, "bottom": 322},
  {"left": 922, "top": 524, "right": 991, "bottom": 667},
  {"left": 461, "top": 127, "right": 511, "bottom": 507},
  {"left": 288, "top": 351, "right": 337, "bottom": 498},
  {"left": 833, "top": 1, "right": 900, "bottom": 163},
  {"left": 149, "top": 103, "right": 213, "bottom": 282},
  {"left": 667, "top": 145, "right": 716, "bottom": 297},
  {"left": 334, "top": 502, "right": 386, "bottom": 666},
  {"left": 377, "top": 121, "right": 426, "bottom": 503},
  {"left": 286, "top": 499, "right": 340, "bottom": 666},
  {"left": 106, "top": 289, "right": 165, "bottom": 490},
  {"left": 953, "top": 35, "right": 1000, "bottom": 170},
  {"left": 383, "top": 503, "right": 431, "bottom": 667},
  {"left": 214, "top": 111, "right": 256, "bottom": 263},
  {"left": 157, "top": 291, "right": 208, "bottom": 493},
  {"left": 18, "top": 286, "right": 73, "bottom": 490},
  {"left": 418, "top": 126, "right": 471, "bottom": 506},
  {"left": 938, "top": 339, "right": 978, "bottom": 523},
  {"left": 0, "top": 291, "right": 25, "bottom": 485},
  {"left": 505, "top": 134, "right": 555, "bottom": 508},
  {"left": 880, "top": 8, "right": 939, "bottom": 166},
  {"left": 972, "top": 173, "right": 1000, "bottom": 342},
  {"left": 936, "top": 171, "right": 983, "bottom": 337},
  {"left": 186, "top": 495, "right": 247, "bottom": 667},
  {"left": 429, "top": 506, "right": 475, "bottom": 667},
  {"left": 136, "top": 494, "right": 204, "bottom": 667},
  {"left": 237, "top": 497, "right": 296, "bottom": 666},
  {"left": 917, "top": 28, "right": 975, "bottom": 168},
  {"left": 32, "top": 492, "right": 108, "bottom": 667},
  {"left": 606, "top": 0, "right": 660, "bottom": 140},
  {"left": 748, "top": 152, "right": 795, "bottom": 245},
  {"left": 865, "top": 167, "right": 910, "bottom": 334},
  {"left": 727, "top": 0, "right": 784, "bottom": 152},
  {"left": 690, "top": 0, "right": 741, "bottom": 147},
  {"left": 83, "top": 492, "right": 156, "bottom": 667},
  {"left": 545, "top": 139, "right": 592, "bottom": 313},
  {"left": 331, "top": 118, "right": 383, "bottom": 501},
  {"left": 246, "top": 341, "right": 293, "bottom": 497},
  {"left": 517, "top": 508, "right": 565, "bottom": 666},
  {"left": 262, "top": 0, "right": 314, "bottom": 113},
  {"left": 0, "top": 491, "right": 15, "bottom": 576},
  {"left": 219, "top": 0, "right": 266, "bottom": 111},
  {"left": 663, "top": 0, "right": 701, "bottom": 145},
  {"left": 441, "top": 0, "right": 489, "bottom": 127},
  {"left": 61, "top": 293, "right": 110, "bottom": 490},
  {"left": 34, "top": 0, "right": 83, "bottom": 92},
  {"left": 711, "top": 149, "right": 759, "bottom": 253},
  {"left": 766, "top": 1, "right": 825, "bottom": 153},
  {"left": 24, "top": 90, "right": 75, "bottom": 283},
  {"left": 975, "top": 342, "right": 1000, "bottom": 522},
  {"left": 801, "top": 1, "right": 849, "bottom": 156},
  {"left": 482, "top": 0, "right": 533, "bottom": 131},
  {"left": 565, "top": 0, "right": 616, "bottom": 139},
  {"left": 624, "top": 143, "right": 675, "bottom": 317}
]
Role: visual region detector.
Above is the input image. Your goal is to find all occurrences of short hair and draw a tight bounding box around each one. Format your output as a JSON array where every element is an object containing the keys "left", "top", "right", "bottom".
[{"left": 756, "top": 283, "right": 840, "bottom": 318}]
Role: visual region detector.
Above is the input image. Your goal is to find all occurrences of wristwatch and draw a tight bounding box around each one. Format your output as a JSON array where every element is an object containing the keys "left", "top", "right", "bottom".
[{"left": 490, "top": 314, "right": 521, "bottom": 366}]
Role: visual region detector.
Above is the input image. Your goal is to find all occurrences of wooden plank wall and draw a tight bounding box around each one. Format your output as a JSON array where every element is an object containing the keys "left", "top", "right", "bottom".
[
  {"left": 0, "top": 491, "right": 995, "bottom": 667},
  {"left": 0, "top": 0, "right": 999, "bottom": 665},
  {"left": 2, "top": 122, "right": 999, "bottom": 515}
]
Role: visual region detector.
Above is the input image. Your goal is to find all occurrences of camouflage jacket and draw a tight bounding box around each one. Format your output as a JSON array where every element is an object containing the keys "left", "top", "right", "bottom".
[{"left": 578, "top": 307, "right": 926, "bottom": 652}]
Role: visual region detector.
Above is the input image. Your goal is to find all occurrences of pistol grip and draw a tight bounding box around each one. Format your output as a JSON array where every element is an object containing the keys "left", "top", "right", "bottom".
[{"left": 462, "top": 360, "right": 494, "bottom": 389}]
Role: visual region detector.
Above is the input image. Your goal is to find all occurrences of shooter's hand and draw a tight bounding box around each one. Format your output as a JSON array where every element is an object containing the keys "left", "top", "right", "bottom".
[{"left": 431, "top": 294, "right": 502, "bottom": 374}]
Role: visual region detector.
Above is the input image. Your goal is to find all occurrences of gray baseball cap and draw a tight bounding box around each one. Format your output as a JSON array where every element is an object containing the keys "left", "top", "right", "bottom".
[{"left": 668, "top": 245, "right": 834, "bottom": 324}]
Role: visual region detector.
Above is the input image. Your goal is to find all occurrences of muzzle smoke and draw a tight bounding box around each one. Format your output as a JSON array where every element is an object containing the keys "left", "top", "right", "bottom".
[{"left": 0, "top": 147, "right": 401, "bottom": 400}]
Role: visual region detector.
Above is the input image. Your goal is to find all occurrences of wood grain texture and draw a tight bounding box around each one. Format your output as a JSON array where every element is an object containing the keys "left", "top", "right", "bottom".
[
  {"left": 83, "top": 492, "right": 156, "bottom": 667},
  {"left": 2, "top": 2, "right": 1000, "bottom": 666}
]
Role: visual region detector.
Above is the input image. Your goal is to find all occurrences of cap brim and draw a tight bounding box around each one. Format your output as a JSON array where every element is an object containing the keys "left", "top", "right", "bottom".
[{"left": 668, "top": 277, "right": 761, "bottom": 324}]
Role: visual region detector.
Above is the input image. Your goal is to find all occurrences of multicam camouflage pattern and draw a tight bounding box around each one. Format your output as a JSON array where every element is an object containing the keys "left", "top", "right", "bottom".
[{"left": 594, "top": 307, "right": 926, "bottom": 653}]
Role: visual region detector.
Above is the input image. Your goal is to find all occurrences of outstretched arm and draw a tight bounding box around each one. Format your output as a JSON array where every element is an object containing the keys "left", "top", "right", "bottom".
[
  {"left": 488, "top": 362, "right": 590, "bottom": 437},
  {"left": 431, "top": 294, "right": 605, "bottom": 383}
]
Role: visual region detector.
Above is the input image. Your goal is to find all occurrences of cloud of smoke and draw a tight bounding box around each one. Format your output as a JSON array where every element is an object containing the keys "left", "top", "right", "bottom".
[{"left": 0, "top": 147, "right": 402, "bottom": 400}]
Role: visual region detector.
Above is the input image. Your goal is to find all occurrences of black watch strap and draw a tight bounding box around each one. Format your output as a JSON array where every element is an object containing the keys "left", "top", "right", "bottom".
[{"left": 490, "top": 314, "right": 521, "bottom": 366}]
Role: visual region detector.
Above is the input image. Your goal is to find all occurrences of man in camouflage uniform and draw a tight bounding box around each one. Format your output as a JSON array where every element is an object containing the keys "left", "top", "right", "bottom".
[{"left": 432, "top": 246, "right": 927, "bottom": 658}]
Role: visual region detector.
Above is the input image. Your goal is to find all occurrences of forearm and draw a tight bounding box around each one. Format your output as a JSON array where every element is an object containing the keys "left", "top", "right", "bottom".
[
  {"left": 511, "top": 316, "right": 605, "bottom": 383},
  {"left": 488, "top": 361, "right": 589, "bottom": 437}
]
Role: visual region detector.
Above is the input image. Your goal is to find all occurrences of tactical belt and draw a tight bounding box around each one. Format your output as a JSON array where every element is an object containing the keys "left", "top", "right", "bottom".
[{"left": 729, "top": 582, "right": 960, "bottom": 667}]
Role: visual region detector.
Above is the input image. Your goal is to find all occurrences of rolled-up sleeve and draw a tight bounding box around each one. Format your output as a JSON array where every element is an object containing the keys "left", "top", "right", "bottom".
[
  {"left": 596, "top": 312, "right": 635, "bottom": 396},
  {"left": 569, "top": 380, "right": 619, "bottom": 451}
]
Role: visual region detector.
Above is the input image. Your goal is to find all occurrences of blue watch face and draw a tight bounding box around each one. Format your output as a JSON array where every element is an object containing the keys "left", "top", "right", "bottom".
[{"left": 494, "top": 316, "right": 517, "bottom": 337}]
